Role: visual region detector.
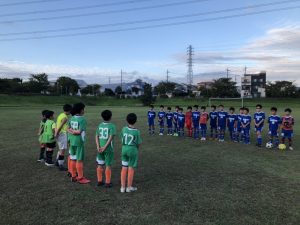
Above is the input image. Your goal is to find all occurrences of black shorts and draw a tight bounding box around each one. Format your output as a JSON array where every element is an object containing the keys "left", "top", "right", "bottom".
[{"left": 46, "top": 142, "right": 56, "bottom": 149}]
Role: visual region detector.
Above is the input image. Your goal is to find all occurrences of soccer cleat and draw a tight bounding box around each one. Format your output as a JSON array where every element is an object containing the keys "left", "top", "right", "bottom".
[
  {"left": 77, "top": 177, "right": 91, "bottom": 184},
  {"left": 159, "top": 133, "right": 163, "bottom": 136},
  {"left": 105, "top": 183, "right": 113, "bottom": 188},
  {"left": 37, "top": 158, "right": 44, "bottom": 162},
  {"left": 45, "top": 161, "right": 54, "bottom": 167},
  {"left": 289, "top": 146, "right": 294, "bottom": 151},
  {"left": 71, "top": 177, "right": 77, "bottom": 182},
  {"left": 126, "top": 186, "right": 137, "bottom": 193},
  {"left": 201, "top": 137, "right": 206, "bottom": 141},
  {"left": 97, "top": 182, "right": 104, "bottom": 187},
  {"left": 120, "top": 187, "right": 126, "bottom": 193}
]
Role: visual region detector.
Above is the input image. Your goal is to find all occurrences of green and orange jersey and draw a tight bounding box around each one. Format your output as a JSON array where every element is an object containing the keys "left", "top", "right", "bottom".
[
  {"left": 120, "top": 126, "right": 142, "bottom": 151},
  {"left": 68, "top": 115, "right": 87, "bottom": 147},
  {"left": 96, "top": 122, "right": 116, "bottom": 152},
  {"left": 43, "top": 119, "right": 56, "bottom": 144}
]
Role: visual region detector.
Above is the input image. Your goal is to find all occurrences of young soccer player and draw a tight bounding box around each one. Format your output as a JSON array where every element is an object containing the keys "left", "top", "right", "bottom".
[
  {"left": 95, "top": 110, "right": 116, "bottom": 188},
  {"left": 185, "top": 106, "right": 193, "bottom": 137},
  {"left": 192, "top": 105, "right": 200, "bottom": 139},
  {"left": 120, "top": 113, "right": 142, "bottom": 193},
  {"left": 254, "top": 104, "right": 265, "bottom": 147},
  {"left": 199, "top": 106, "right": 209, "bottom": 141},
  {"left": 166, "top": 107, "right": 174, "bottom": 135},
  {"left": 43, "top": 110, "right": 56, "bottom": 166},
  {"left": 281, "top": 108, "right": 294, "bottom": 150},
  {"left": 147, "top": 105, "right": 156, "bottom": 135},
  {"left": 158, "top": 105, "right": 166, "bottom": 136},
  {"left": 267, "top": 107, "right": 281, "bottom": 148},
  {"left": 68, "top": 102, "right": 90, "bottom": 184},
  {"left": 227, "top": 107, "right": 237, "bottom": 142},
  {"left": 177, "top": 108, "right": 185, "bottom": 137},
  {"left": 37, "top": 110, "right": 48, "bottom": 162},
  {"left": 236, "top": 107, "right": 245, "bottom": 142},
  {"left": 209, "top": 105, "right": 218, "bottom": 140},
  {"left": 55, "top": 104, "right": 72, "bottom": 171},
  {"left": 217, "top": 105, "right": 228, "bottom": 142},
  {"left": 241, "top": 107, "right": 251, "bottom": 144},
  {"left": 173, "top": 106, "right": 179, "bottom": 136}
]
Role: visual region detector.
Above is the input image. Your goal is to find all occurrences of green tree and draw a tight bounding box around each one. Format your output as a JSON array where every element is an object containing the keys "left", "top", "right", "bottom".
[
  {"left": 115, "top": 86, "right": 122, "bottom": 95},
  {"left": 140, "top": 83, "right": 155, "bottom": 106},
  {"left": 104, "top": 88, "right": 115, "bottom": 96},
  {"left": 211, "top": 78, "right": 238, "bottom": 97},
  {"left": 56, "top": 76, "right": 79, "bottom": 95},
  {"left": 131, "top": 86, "right": 140, "bottom": 95},
  {"left": 27, "top": 73, "right": 49, "bottom": 94},
  {"left": 266, "top": 81, "right": 297, "bottom": 97},
  {"left": 81, "top": 84, "right": 101, "bottom": 96},
  {"left": 154, "top": 82, "right": 176, "bottom": 95}
]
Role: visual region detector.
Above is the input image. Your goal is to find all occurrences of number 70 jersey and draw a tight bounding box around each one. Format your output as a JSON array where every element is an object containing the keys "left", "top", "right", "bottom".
[{"left": 120, "top": 126, "right": 142, "bottom": 149}]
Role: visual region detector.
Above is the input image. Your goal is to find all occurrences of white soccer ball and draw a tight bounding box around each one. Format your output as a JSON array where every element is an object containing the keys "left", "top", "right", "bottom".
[{"left": 266, "top": 142, "right": 273, "bottom": 149}]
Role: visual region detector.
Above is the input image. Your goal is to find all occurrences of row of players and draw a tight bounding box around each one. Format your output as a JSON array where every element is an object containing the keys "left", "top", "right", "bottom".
[
  {"left": 38, "top": 103, "right": 141, "bottom": 193},
  {"left": 147, "top": 104, "right": 295, "bottom": 150}
]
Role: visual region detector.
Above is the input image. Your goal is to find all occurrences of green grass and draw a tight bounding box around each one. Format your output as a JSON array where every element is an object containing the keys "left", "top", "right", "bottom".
[{"left": 0, "top": 103, "right": 299, "bottom": 225}]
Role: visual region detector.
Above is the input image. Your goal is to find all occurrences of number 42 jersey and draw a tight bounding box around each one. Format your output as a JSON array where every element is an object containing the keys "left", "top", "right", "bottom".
[{"left": 96, "top": 122, "right": 116, "bottom": 152}]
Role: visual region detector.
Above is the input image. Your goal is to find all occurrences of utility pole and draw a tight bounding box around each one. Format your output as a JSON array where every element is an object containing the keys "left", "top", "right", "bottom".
[
  {"left": 187, "top": 45, "right": 194, "bottom": 86},
  {"left": 226, "top": 68, "right": 230, "bottom": 79},
  {"left": 120, "top": 70, "right": 123, "bottom": 91},
  {"left": 244, "top": 66, "right": 247, "bottom": 75},
  {"left": 166, "top": 70, "right": 170, "bottom": 83},
  {"left": 108, "top": 77, "right": 111, "bottom": 85}
]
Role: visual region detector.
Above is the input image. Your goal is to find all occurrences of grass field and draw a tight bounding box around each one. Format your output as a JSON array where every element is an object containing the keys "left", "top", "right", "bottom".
[{"left": 0, "top": 101, "right": 299, "bottom": 225}]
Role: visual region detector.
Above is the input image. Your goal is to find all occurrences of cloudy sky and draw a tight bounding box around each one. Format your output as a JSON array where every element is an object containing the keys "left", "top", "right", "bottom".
[{"left": 0, "top": 0, "right": 300, "bottom": 85}]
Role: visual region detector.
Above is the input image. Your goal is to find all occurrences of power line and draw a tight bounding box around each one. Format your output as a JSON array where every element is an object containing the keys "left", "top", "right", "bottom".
[
  {"left": 0, "top": 0, "right": 158, "bottom": 17},
  {"left": 0, "top": 0, "right": 210, "bottom": 24},
  {"left": 0, "top": 0, "right": 297, "bottom": 37},
  {"left": 0, "top": 0, "right": 66, "bottom": 7},
  {"left": 0, "top": 5, "right": 299, "bottom": 42}
]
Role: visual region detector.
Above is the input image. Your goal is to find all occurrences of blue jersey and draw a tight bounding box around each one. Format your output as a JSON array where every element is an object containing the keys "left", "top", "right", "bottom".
[
  {"left": 166, "top": 112, "right": 173, "bottom": 126},
  {"left": 241, "top": 114, "right": 252, "bottom": 129},
  {"left": 254, "top": 112, "right": 265, "bottom": 127},
  {"left": 173, "top": 111, "right": 178, "bottom": 123},
  {"left": 227, "top": 114, "right": 237, "bottom": 128},
  {"left": 209, "top": 111, "right": 218, "bottom": 126},
  {"left": 192, "top": 111, "right": 200, "bottom": 123},
  {"left": 158, "top": 111, "right": 165, "bottom": 120},
  {"left": 177, "top": 113, "right": 185, "bottom": 127},
  {"left": 268, "top": 115, "right": 281, "bottom": 131},
  {"left": 217, "top": 111, "right": 228, "bottom": 127},
  {"left": 147, "top": 111, "right": 156, "bottom": 122}
]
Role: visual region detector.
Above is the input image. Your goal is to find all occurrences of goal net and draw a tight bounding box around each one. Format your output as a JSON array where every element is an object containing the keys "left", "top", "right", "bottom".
[{"left": 208, "top": 98, "right": 244, "bottom": 108}]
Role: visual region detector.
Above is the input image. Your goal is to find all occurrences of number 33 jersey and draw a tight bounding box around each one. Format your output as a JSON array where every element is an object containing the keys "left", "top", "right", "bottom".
[
  {"left": 120, "top": 126, "right": 142, "bottom": 150},
  {"left": 96, "top": 122, "right": 116, "bottom": 152}
]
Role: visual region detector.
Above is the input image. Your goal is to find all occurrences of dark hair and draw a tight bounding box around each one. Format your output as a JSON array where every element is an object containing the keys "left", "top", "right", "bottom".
[
  {"left": 271, "top": 107, "right": 277, "bottom": 112},
  {"left": 42, "top": 110, "right": 48, "bottom": 116},
  {"left": 72, "top": 102, "right": 85, "bottom": 115},
  {"left": 244, "top": 107, "right": 249, "bottom": 112},
  {"left": 160, "top": 105, "right": 164, "bottom": 108},
  {"left": 229, "top": 107, "right": 235, "bottom": 111},
  {"left": 285, "top": 108, "right": 292, "bottom": 113},
  {"left": 256, "top": 104, "right": 262, "bottom": 109},
  {"left": 211, "top": 105, "right": 216, "bottom": 109},
  {"left": 219, "top": 104, "right": 224, "bottom": 108},
  {"left": 45, "top": 110, "right": 54, "bottom": 119},
  {"left": 167, "top": 107, "right": 171, "bottom": 110},
  {"left": 150, "top": 105, "right": 154, "bottom": 108},
  {"left": 101, "top": 110, "right": 112, "bottom": 121},
  {"left": 175, "top": 105, "right": 179, "bottom": 109},
  {"left": 63, "top": 104, "right": 72, "bottom": 112},
  {"left": 179, "top": 107, "right": 183, "bottom": 111},
  {"left": 239, "top": 107, "right": 244, "bottom": 111},
  {"left": 127, "top": 113, "right": 137, "bottom": 125},
  {"left": 193, "top": 105, "right": 199, "bottom": 108},
  {"left": 187, "top": 106, "right": 192, "bottom": 110},
  {"left": 201, "top": 106, "right": 206, "bottom": 110}
]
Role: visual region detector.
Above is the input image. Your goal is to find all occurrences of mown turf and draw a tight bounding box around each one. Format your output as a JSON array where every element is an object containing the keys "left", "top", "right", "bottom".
[{"left": 0, "top": 104, "right": 299, "bottom": 225}]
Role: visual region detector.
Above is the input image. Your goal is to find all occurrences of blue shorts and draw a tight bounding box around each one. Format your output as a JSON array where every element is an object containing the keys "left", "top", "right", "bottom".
[
  {"left": 193, "top": 121, "right": 199, "bottom": 129},
  {"left": 158, "top": 121, "right": 164, "bottom": 126},
  {"left": 178, "top": 123, "right": 184, "bottom": 129},
  {"left": 218, "top": 125, "right": 226, "bottom": 131},
  {"left": 228, "top": 126, "right": 236, "bottom": 132},
  {"left": 167, "top": 122, "right": 173, "bottom": 128},
  {"left": 281, "top": 129, "right": 293, "bottom": 138},
  {"left": 148, "top": 120, "right": 154, "bottom": 126},
  {"left": 255, "top": 126, "right": 263, "bottom": 132},
  {"left": 268, "top": 130, "right": 278, "bottom": 137},
  {"left": 200, "top": 124, "right": 207, "bottom": 130}
]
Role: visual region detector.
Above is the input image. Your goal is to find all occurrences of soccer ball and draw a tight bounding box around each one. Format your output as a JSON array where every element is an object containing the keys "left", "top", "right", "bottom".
[
  {"left": 266, "top": 142, "right": 273, "bottom": 149},
  {"left": 278, "top": 144, "right": 287, "bottom": 151}
]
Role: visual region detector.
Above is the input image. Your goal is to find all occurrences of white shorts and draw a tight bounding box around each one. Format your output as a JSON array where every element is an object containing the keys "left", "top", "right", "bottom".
[{"left": 57, "top": 133, "right": 68, "bottom": 150}]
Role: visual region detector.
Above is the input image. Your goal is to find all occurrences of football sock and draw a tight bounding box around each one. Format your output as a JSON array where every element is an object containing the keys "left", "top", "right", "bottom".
[
  {"left": 68, "top": 156, "right": 71, "bottom": 172},
  {"left": 127, "top": 167, "right": 135, "bottom": 187},
  {"left": 105, "top": 167, "right": 112, "bottom": 184},
  {"left": 58, "top": 155, "right": 64, "bottom": 166},
  {"left": 39, "top": 147, "right": 45, "bottom": 159},
  {"left": 46, "top": 150, "right": 53, "bottom": 163},
  {"left": 121, "top": 167, "right": 128, "bottom": 188},
  {"left": 97, "top": 166, "right": 103, "bottom": 183},
  {"left": 288, "top": 138, "right": 292, "bottom": 146},
  {"left": 76, "top": 161, "right": 84, "bottom": 179},
  {"left": 71, "top": 160, "right": 77, "bottom": 177}
]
